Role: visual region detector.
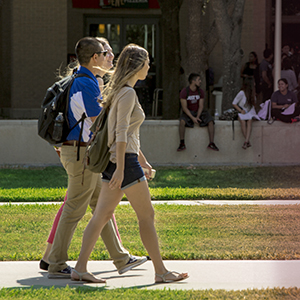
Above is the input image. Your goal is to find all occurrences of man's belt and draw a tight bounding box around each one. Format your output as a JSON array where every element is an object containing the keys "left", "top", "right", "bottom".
[{"left": 62, "top": 140, "right": 88, "bottom": 147}]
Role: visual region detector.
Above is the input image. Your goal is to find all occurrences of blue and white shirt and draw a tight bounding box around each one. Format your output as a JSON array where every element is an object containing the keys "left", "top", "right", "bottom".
[{"left": 66, "top": 66, "right": 102, "bottom": 142}]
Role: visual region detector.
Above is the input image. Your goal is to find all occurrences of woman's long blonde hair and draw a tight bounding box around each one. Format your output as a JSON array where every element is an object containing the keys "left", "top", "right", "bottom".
[{"left": 102, "top": 44, "right": 148, "bottom": 108}]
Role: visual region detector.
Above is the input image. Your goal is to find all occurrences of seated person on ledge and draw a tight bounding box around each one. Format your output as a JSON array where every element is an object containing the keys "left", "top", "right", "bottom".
[
  {"left": 177, "top": 73, "right": 219, "bottom": 152},
  {"left": 271, "top": 78, "right": 300, "bottom": 123}
]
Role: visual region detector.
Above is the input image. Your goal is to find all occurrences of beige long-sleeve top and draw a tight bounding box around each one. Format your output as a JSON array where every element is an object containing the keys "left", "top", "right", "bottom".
[{"left": 107, "top": 86, "right": 145, "bottom": 163}]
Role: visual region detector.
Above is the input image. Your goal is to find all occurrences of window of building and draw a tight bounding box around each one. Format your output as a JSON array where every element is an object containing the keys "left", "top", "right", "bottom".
[
  {"left": 87, "top": 16, "right": 160, "bottom": 117},
  {"left": 272, "top": 0, "right": 300, "bottom": 16}
]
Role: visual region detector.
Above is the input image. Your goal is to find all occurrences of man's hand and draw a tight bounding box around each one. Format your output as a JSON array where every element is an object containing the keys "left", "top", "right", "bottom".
[{"left": 192, "top": 116, "right": 201, "bottom": 124}]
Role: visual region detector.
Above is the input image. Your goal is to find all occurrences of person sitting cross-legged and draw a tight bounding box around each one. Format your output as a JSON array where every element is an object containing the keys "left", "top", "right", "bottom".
[{"left": 177, "top": 73, "right": 219, "bottom": 152}]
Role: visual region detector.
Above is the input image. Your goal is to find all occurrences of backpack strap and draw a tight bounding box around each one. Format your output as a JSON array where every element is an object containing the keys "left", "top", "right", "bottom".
[
  {"left": 77, "top": 113, "right": 87, "bottom": 161},
  {"left": 67, "top": 73, "right": 93, "bottom": 161},
  {"left": 65, "top": 112, "right": 87, "bottom": 161}
]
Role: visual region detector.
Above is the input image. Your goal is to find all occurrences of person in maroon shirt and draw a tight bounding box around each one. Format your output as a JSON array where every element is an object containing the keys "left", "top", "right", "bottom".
[{"left": 177, "top": 73, "right": 219, "bottom": 151}]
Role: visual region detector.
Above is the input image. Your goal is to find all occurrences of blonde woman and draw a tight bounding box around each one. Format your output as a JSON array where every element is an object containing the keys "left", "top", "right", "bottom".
[
  {"left": 41, "top": 38, "right": 146, "bottom": 276},
  {"left": 71, "top": 44, "right": 189, "bottom": 284}
]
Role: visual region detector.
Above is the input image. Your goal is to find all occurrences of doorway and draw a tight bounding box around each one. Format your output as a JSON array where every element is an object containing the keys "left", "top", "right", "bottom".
[{"left": 86, "top": 16, "right": 160, "bottom": 117}]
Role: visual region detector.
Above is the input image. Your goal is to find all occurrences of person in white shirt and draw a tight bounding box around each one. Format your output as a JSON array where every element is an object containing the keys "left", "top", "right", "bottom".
[{"left": 232, "top": 78, "right": 260, "bottom": 149}]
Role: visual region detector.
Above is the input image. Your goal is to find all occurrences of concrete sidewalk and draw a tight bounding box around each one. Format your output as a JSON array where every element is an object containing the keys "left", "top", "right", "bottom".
[
  {"left": 0, "top": 260, "right": 300, "bottom": 290},
  {"left": 1, "top": 200, "right": 300, "bottom": 206},
  {"left": 1, "top": 200, "right": 299, "bottom": 291}
]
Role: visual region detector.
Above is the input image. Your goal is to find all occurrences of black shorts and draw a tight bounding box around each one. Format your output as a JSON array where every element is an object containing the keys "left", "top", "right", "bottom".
[
  {"left": 102, "top": 153, "right": 146, "bottom": 190},
  {"left": 180, "top": 110, "right": 214, "bottom": 128},
  {"left": 271, "top": 107, "right": 300, "bottom": 123}
]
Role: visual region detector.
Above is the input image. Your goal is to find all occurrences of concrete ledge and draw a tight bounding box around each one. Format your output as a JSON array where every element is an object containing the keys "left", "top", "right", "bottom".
[
  {"left": 140, "top": 119, "right": 300, "bottom": 166},
  {"left": 0, "top": 120, "right": 61, "bottom": 166},
  {"left": 1, "top": 119, "right": 300, "bottom": 166}
]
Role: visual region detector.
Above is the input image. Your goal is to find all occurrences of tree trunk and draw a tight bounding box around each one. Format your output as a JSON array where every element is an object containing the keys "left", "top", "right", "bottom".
[
  {"left": 157, "top": 0, "right": 183, "bottom": 119},
  {"left": 183, "top": 0, "right": 219, "bottom": 108},
  {"left": 184, "top": 1, "right": 219, "bottom": 81},
  {"left": 184, "top": 0, "right": 204, "bottom": 80},
  {"left": 211, "top": 0, "right": 245, "bottom": 111}
]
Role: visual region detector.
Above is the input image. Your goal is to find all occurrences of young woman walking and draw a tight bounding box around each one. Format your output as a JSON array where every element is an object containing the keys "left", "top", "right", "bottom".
[{"left": 71, "top": 44, "right": 189, "bottom": 284}]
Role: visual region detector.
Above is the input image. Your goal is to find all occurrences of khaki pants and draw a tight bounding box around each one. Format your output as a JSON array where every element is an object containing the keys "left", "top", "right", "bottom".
[{"left": 48, "top": 145, "right": 129, "bottom": 273}]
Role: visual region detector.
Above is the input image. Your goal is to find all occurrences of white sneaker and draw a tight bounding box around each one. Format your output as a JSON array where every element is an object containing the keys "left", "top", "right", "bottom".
[{"left": 118, "top": 256, "right": 147, "bottom": 275}]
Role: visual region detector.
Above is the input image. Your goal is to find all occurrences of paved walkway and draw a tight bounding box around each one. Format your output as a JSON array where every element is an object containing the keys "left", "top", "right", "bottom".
[
  {"left": 1, "top": 260, "right": 300, "bottom": 290},
  {"left": 1, "top": 200, "right": 299, "bottom": 290},
  {"left": 2, "top": 200, "right": 300, "bottom": 206}
]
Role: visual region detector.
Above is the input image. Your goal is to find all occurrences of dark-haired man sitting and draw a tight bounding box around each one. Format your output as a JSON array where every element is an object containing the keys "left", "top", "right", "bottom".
[{"left": 177, "top": 73, "right": 219, "bottom": 152}]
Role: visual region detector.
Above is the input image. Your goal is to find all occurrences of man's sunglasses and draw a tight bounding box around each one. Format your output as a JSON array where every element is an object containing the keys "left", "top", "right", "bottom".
[{"left": 91, "top": 50, "right": 107, "bottom": 57}]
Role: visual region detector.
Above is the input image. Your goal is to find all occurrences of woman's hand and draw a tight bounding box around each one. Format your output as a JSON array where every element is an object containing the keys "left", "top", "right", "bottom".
[
  {"left": 241, "top": 109, "right": 246, "bottom": 114},
  {"left": 141, "top": 161, "right": 153, "bottom": 180},
  {"left": 138, "top": 150, "right": 152, "bottom": 180},
  {"left": 109, "top": 168, "right": 124, "bottom": 190},
  {"left": 112, "top": 142, "right": 126, "bottom": 190}
]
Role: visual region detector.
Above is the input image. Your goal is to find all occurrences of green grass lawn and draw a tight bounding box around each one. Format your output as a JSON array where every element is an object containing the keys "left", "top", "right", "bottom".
[
  {"left": 1, "top": 286, "right": 299, "bottom": 300},
  {"left": 1, "top": 166, "right": 299, "bottom": 298},
  {"left": 1, "top": 204, "right": 299, "bottom": 261},
  {"left": 1, "top": 165, "right": 300, "bottom": 201}
]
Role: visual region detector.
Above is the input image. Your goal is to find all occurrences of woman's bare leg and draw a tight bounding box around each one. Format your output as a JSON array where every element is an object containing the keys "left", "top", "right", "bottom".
[
  {"left": 207, "top": 121, "right": 215, "bottom": 143},
  {"left": 72, "top": 182, "right": 123, "bottom": 282},
  {"left": 245, "top": 119, "right": 252, "bottom": 143},
  {"left": 124, "top": 180, "right": 188, "bottom": 282},
  {"left": 73, "top": 180, "right": 187, "bottom": 283},
  {"left": 125, "top": 181, "right": 165, "bottom": 274},
  {"left": 239, "top": 118, "right": 247, "bottom": 139}
]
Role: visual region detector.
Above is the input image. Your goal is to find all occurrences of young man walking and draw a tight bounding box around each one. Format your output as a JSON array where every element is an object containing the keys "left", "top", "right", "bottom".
[
  {"left": 177, "top": 73, "right": 219, "bottom": 152},
  {"left": 47, "top": 37, "right": 146, "bottom": 279}
]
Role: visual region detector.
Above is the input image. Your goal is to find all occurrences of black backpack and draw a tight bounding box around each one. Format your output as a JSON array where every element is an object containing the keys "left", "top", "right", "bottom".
[{"left": 38, "top": 73, "right": 91, "bottom": 147}]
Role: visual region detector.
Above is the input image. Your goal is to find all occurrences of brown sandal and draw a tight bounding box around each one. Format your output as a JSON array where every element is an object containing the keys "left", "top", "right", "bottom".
[
  {"left": 155, "top": 271, "right": 189, "bottom": 283},
  {"left": 71, "top": 269, "right": 106, "bottom": 283}
]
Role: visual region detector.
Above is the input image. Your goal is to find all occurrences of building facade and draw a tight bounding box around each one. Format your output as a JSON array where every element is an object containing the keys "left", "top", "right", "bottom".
[{"left": 0, "top": 0, "right": 299, "bottom": 119}]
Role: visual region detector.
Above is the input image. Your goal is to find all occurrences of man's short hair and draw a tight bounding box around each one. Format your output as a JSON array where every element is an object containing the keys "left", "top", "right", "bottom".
[
  {"left": 263, "top": 49, "right": 273, "bottom": 59},
  {"left": 188, "top": 73, "right": 200, "bottom": 84},
  {"left": 75, "top": 37, "right": 102, "bottom": 65}
]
